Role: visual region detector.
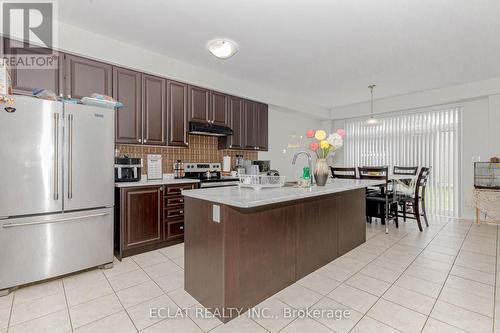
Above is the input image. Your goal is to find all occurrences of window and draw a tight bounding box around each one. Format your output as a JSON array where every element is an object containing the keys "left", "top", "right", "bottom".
[{"left": 344, "top": 107, "right": 462, "bottom": 217}]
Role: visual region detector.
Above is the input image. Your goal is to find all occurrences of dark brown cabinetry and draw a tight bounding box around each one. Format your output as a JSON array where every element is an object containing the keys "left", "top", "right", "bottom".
[
  {"left": 243, "top": 100, "right": 268, "bottom": 151},
  {"left": 115, "top": 71, "right": 168, "bottom": 146},
  {"left": 3, "top": 38, "right": 63, "bottom": 95},
  {"left": 164, "top": 183, "right": 196, "bottom": 240},
  {"left": 167, "top": 80, "right": 189, "bottom": 147},
  {"left": 210, "top": 91, "right": 229, "bottom": 126},
  {"left": 3, "top": 39, "right": 268, "bottom": 151},
  {"left": 188, "top": 85, "right": 210, "bottom": 123},
  {"left": 119, "top": 186, "right": 163, "bottom": 255},
  {"left": 115, "top": 182, "right": 197, "bottom": 259},
  {"left": 219, "top": 96, "right": 244, "bottom": 150},
  {"left": 243, "top": 100, "right": 257, "bottom": 150},
  {"left": 64, "top": 54, "right": 113, "bottom": 99},
  {"left": 256, "top": 103, "right": 269, "bottom": 150},
  {"left": 188, "top": 86, "right": 230, "bottom": 127},
  {"left": 113, "top": 67, "right": 142, "bottom": 144},
  {"left": 143, "top": 74, "right": 166, "bottom": 145}
]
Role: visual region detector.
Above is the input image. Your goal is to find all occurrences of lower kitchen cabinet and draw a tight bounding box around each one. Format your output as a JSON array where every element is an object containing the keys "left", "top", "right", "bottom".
[{"left": 114, "top": 182, "right": 197, "bottom": 259}]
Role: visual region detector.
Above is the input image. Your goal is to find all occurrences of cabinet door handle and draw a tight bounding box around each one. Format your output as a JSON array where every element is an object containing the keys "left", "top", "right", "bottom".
[
  {"left": 180, "top": 226, "right": 184, "bottom": 230},
  {"left": 180, "top": 199, "right": 184, "bottom": 202},
  {"left": 144, "top": 139, "right": 148, "bottom": 143},
  {"left": 180, "top": 210, "right": 184, "bottom": 214},
  {"left": 137, "top": 139, "right": 141, "bottom": 143}
]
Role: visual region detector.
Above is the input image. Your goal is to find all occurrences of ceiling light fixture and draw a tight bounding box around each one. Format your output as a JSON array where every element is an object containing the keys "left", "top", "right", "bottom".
[
  {"left": 207, "top": 39, "right": 238, "bottom": 59},
  {"left": 365, "top": 84, "right": 381, "bottom": 126}
]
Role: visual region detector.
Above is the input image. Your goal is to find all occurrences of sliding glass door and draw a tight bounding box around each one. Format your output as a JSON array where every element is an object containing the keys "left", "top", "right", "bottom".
[{"left": 345, "top": 107, "right": 462, "bottom": 217}]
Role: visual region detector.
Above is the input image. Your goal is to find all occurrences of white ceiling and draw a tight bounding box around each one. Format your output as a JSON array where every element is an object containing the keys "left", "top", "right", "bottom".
[{"left": 59, "top": 0, "right": 500, "bottom": 109}]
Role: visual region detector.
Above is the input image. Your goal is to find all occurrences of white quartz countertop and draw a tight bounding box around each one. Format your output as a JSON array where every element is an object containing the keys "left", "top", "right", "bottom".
[
  {"left": 115, "top": 177, "right": 199, "bottom": 188},
  {"left": 182, "top": 178, "right": 385, "bottom": 208}
]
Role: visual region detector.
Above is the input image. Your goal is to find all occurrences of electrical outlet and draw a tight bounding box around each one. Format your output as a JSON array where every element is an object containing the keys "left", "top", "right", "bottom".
[{"left": 213, "top": 204, "right": 220, "bottom": 223}]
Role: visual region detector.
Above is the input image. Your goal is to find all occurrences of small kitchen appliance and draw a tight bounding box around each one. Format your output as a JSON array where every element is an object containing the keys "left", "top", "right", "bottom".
[{"left": 115, "top": 157, "right": 142, "bottom": 182}]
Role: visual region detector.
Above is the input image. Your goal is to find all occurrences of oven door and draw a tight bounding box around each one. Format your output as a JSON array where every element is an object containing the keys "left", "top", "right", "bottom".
[{"left": 200, "top": 181, "right": 239, "bottom": 188}]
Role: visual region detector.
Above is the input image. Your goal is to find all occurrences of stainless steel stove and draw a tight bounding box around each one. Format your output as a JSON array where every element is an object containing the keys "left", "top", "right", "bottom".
[{"left": 183, "top": 163, "right": 239, "bottom": 188}]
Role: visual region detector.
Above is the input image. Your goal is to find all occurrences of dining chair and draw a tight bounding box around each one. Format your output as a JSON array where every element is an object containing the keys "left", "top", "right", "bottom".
[
  {"left": 393, "top": 166, "right": 418, "bottom": 175},
  {"left": 397, "top": 167, "right": 431, "bottom": 231},
  {"left": 330, "top": 167, "right": 357, "bottom": 179},
  {"left": 358, "top": 167, "right": 399, "bottom": 233}
]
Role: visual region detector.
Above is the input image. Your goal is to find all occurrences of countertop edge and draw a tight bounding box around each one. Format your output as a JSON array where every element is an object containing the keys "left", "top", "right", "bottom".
[
  {"left": 115, "top": 179, "right": 200, "bottom": 188},
  {"left": 182, "top": 179, "right": 385, "bottom": 208}
]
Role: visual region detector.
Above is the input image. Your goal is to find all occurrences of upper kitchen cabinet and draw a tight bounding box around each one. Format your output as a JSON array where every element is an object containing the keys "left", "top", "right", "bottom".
[
  {"left": 142, "top": 74, "right": 166, "bottom": 145},
  {"left": 210, "top": 91, "right": 229, "bottom": 126},
  {"left": 188, "top": 85, "right": 210, "bottom": 123},
  {"left": 167, "top": 80, "right": 189, "bottom": 147},
  {"left": 219, "top": 96, "right": 244, "bottom": 150},
  {"left": 243, "top": 100, "right": 268, "bottom": 151},
  {"left": 243, "top": 100, "right": 257, "bottom": 150},
  {"left": 113, "top": 67, "right": 142, "bottom": 144},
  {"left": 256, "top": 102, "right": 269, "bottom": 150},
  {"left": 3, "top": 38, "right": 63, "bottom": 95},
  {"left": 64, "top": 54, "right": 113, "bottom": 99}
]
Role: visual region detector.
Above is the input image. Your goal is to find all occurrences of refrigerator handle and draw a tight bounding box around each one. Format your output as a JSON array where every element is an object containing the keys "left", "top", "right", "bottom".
[
  {"left": 53, "top": 113, "right": 59, "bottom": 201},
  {"left": 2, "top": 212, "right": 111, "bottom": 228},
  {"left": 68, "top": 114, "right": 73, "bottom": 199}
]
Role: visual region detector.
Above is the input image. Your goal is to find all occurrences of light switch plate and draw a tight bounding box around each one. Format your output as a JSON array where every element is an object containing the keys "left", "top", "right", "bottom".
[{"left": 213, "top": 204, "right": 220, "bottom": 223}]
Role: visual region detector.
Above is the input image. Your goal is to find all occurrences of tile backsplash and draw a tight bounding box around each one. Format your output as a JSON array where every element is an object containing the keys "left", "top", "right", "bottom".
[{"left": 116, "top": 134, "right": 257, "bottom": 174}]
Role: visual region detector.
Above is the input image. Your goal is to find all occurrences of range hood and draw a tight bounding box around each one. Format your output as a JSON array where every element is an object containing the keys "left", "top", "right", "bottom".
[{"left": 188, "top": 121, "right": 233, "bottom": 137}]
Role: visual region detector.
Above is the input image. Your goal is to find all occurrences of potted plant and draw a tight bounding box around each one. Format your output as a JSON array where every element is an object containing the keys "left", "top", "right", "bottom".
[{"left": 307, "top": 128, "right": 346, "bottom": 186}]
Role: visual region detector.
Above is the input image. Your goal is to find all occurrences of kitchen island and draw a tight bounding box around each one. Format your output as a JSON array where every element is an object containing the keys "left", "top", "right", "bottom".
[{"left": 182, "top": 178, "right": 384, "bottom": 322}]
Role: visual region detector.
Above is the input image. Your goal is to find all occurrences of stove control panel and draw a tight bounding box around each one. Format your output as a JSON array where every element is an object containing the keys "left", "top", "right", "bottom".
[{"left": 184, "top": 163, "right": 221, "bottom": 172}]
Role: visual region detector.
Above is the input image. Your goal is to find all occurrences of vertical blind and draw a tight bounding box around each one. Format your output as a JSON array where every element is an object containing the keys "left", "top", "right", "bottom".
[{"left": 345, "top": 107, "right": 462, "bottom": 217}]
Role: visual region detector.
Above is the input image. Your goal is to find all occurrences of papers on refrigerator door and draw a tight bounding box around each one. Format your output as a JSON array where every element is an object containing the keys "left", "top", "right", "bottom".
[{"left": 147, "top": 154, "right": 163, "bottom": 180}]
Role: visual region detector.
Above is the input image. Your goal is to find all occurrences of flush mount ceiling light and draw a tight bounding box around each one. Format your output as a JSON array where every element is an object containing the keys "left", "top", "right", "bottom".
[
  {"left": 365, "top": 84, "right": 381, "bottom": 126},
  {"left": 207, "top": 39, "right": 238, "bottom": 59}
]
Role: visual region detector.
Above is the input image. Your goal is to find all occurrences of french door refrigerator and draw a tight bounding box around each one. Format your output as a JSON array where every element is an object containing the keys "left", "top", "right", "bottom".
[{"left": 0, "top": 96, "right": 114, "bottom": 293}]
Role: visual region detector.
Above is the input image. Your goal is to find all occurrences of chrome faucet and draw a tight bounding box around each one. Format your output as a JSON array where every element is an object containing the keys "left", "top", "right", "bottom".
[{"left": 292, "top": 151, "right": 314, "bottom": 187}]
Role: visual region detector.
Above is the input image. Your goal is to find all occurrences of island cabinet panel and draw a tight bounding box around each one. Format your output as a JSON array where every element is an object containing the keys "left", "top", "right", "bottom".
[
  {"left": 113, "top": 67, "right": 142, "bottom": 144},
  {"left": 64, "top": 54, "right": 113, "bottom": 99},
  {"left": 337, "top": 189, "right": 366, "bottom": 256},
  {"left": 295, "top": 196, "right": 339, "bottom": 279},
  {"left": 167, "top": 80, "right": 189, "bottom": 147},
  {"left": 142, "top": 74, "right": 167, "bottom": 145},
  {"left": 184, "top": 199, "right": 225, "bottom": 312},
  {"left": 223, "top": 204, "right": 296, "bottom": 311},
  {"left": 188, "top": 85, "right": 210, "bottom": 123},
  {"left": 184, "top": 188, "right": 366, "bottom": 323}
]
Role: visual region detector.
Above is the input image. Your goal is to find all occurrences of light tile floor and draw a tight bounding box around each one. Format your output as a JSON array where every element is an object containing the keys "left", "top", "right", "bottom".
[{"left": 1, "top": 216, "right": 500, "bottom": 332}]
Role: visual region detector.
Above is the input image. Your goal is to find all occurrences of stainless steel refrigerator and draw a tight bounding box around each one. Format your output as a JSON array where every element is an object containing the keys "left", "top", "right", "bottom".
[{"left": 0, "top": 96, "right": 114, "bottom": 293}]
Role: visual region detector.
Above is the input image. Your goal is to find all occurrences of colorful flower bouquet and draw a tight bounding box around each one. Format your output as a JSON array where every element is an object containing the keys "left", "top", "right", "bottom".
[
  {"left": 307, "top": 129, "right": 346, "bottom": 158},
  {"left": 306, "top": 129, "right": 346, "bottom": 186}
]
